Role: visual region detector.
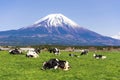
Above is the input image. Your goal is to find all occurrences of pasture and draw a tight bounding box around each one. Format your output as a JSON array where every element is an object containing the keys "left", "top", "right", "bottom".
[{"left": 0, "top": 50, "right": 120, "bottom": 80}]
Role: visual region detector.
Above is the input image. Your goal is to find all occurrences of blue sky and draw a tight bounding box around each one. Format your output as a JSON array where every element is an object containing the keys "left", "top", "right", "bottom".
[{"left": 0, "top": 0, "right": 120, "bottom": 37}]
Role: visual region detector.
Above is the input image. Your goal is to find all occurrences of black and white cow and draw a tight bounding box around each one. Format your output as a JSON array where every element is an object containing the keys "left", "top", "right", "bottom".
[
  {"left": 80, "top": 49, "right": 88, "bottom": 55},
  {"left": 42, "top": 58, "right": 70, "bottom": 71},
  {"left": 26, "top": 49, "right": 39, "bottom": 58},
  {"left": 69, "top": 53, "right": 80, "bottom": 57},
  {"left": 93, "top": 54, "right": 106, "bottom": 59},
  {"left": 48, "top": 48, "right": 60, "bottom": 55},
  {"left": 34, "top": 48, "right": 41, "bottom": 54},
  {"left": 9, "top": 48, "right": 22, "bottom": 54}
]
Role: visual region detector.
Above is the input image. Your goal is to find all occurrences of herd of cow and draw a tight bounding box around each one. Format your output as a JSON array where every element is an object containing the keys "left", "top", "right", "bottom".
[{"left": 8, "top": 48, "right": 107, "bottom": 71}]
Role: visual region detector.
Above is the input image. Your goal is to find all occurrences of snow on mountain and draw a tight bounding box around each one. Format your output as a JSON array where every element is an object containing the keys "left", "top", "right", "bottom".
[{"left": 34, "top": 13, "right": 80, "bottom": 28}]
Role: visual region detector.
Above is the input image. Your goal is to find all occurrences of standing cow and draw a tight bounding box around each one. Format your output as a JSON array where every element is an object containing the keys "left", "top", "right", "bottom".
[
  {"left": 80, "top": 49, "right": 88, "bottom": 55},
  {"left": 34, "top": 48, "right": 41, "bottom": 54},
  {"left": 48, "top": 48, "right": 60, "bottom": 55}
]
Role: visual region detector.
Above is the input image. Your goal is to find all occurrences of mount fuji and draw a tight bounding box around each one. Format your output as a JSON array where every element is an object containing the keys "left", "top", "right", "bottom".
[{"left": 0, "top": 13, "right": 120, "bottom": 46}]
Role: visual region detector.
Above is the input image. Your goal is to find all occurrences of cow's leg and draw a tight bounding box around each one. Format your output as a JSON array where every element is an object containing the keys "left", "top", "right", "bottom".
[{"left": 54, "top": 66, "right": 58, "bottom": 69}]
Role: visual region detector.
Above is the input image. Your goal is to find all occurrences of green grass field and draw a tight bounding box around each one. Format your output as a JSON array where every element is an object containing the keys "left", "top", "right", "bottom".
[{"left": 0, "top": 50, "right": 120, "bottom": 80}]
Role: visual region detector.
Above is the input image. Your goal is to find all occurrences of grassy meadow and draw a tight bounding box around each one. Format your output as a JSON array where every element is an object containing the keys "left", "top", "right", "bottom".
[{"left": 0, "top": 50, "right": 120, "bottom": 80}]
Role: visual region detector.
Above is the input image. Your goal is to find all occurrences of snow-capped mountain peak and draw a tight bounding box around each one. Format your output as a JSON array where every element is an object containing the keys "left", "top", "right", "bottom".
[{"left": 34, "top": 13, "right": 80, "bottom": 28}]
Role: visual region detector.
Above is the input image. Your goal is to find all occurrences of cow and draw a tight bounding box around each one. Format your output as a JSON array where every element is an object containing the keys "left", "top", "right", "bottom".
[
  {"left": 9, "top": 48, "right": 22, "bottom": 54},
  {"left": 80, "top": 49, "right": 88, "bottom": 55},
  {"left": 42, "top": 58, "right": 70, "bottom": 71},
  {"left": 48, "top": 48, "right": 60, "bottom": 55},
  {"left": 69, "top": 53, "right": 80, "bottom": 57},
  {"left": 93, "top": 54, "right": 106, "bottom": 59},
  {"left": 34, "top": 48, "right": 41, "bottom": 54},
  {"left": 26, "top": 49, "right": 39, "bottom": 58}
]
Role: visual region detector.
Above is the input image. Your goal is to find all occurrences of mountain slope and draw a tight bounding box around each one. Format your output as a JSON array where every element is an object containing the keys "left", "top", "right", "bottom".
[{"left": 0, "top": 13, "right": 120, "bottom": 46}]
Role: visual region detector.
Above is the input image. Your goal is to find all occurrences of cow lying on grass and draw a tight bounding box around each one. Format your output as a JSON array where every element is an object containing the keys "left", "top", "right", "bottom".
[
  {"left": 42, "top": 58, "right": 70, "bottom": 71},
  {"left": 69, "top": 53, "right": 80, "bottom": 57},
  {"left": 9, "top": 48, "right": 22, "bottom": 54},
  {"left": 26, "top": 49, "right": 39, "bottom": 58},
  {"left": 93, "top": 54, "right": 106, "bottom": 59}
]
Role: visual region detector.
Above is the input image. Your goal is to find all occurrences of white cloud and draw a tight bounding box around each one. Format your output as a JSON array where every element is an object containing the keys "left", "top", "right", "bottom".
[{"left": 111, "top": 32, "right": 120, "bottom": 39}]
